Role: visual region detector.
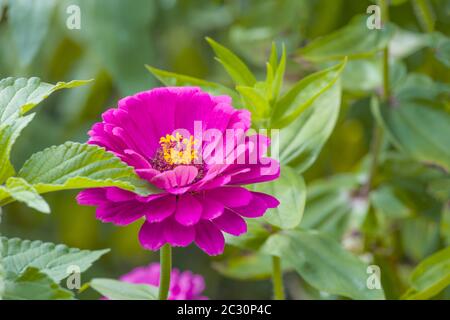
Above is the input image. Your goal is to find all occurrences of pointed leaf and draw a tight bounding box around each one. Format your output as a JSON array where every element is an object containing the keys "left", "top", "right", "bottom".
[
  {"left": 402, "top": 247, "right": 450, "bottom": 300},
  {"left": 206, "top": 37, "right": 256, "bottom": 86},
  {"left": 0, "top": 77, "right": 92, "bottom": 124},
  {"left": 272, "top": 59, "right": 345, "bottom": 128},
  {"left": 297, "top": 16, "right": 396, "bottom": 62},
  {"left": 0, "top": 177, "right": 50, "bottom": 214},
  {"left": 1, "top": 237, "right": 109, "bottom": 282},
  {"left": 262, "top": 230, "right": 385, "bottom": 300},
  {"left": 90, "top": 278, "right": 157, "bottom": 300},
  {"left": 18, "top": 142, "right": 157, "bottom": 196},
  {"left": 0, "top": 114, "right": 34, "bottom": 183},
  {"left": 279, "top": 80, "right": 342, "bottom": 173},
  {"left": 3, "top": 267, "right": 73, "bottom": 300}
]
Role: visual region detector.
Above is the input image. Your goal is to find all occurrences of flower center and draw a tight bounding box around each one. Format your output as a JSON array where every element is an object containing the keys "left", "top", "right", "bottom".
[{"left": 151, "top": 133, "right": 202, "bottom": 174}]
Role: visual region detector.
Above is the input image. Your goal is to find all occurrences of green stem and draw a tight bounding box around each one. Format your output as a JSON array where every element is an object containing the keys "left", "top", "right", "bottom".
[
  {"left": 272, "top": 256, "right": 285, "bottom": 300},
  {"left": 413, "top": 0, "right": 435, "bottom": 33},
  {"left": 382, "top": 47, "right": 390, "bottom": 100},
  {"left": 158, "top": 244, "right": 172, "bottom": 300},
  {"left": 379, "top": 0, "right": 390, "bottom": 100},
  {"left": 361, "top": 0, "right": 390, "bottom": 196}
]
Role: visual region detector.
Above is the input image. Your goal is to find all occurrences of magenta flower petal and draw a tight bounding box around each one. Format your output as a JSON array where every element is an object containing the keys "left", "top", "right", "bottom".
[
  {"left": 212, "top": 209, "right": 247, "bottom": 236},
  {"left": 164, "top": 219, "right": 196, "bottom": 247},
  {"left": 252, "top": 191, "right": 280, "bottom": 208},
  {"left": 231, "top": 192, "right": 277, "bottom": 218},
  {"left": 206, "top": 186, "right": 252, "bottom": 208},
  {"left": 175, "top": 194, "right": 202, "bottom": 226},
  {"left": 197, "top": 197, "right": 224, "bottom": 220},
  {"left": 173, "top": 165, "right": 198, "bottom": 186},
  {"left": 76, "top": 188, "right": 106, "bottom": 206},
  {"left": 144, "top": 195, "right": 176, "bottom": 222},
  {"left": 194, "top": 221, "right": 225, "bottom": 256},
  {"left": 96, "top": 201, "right": 146, "bottom": 225},
  {"left": 139, "top": 221, "right": 166, "bottom": 251},
  {"left": 105, "top": 188, "right": 136, "bottom": 202}
]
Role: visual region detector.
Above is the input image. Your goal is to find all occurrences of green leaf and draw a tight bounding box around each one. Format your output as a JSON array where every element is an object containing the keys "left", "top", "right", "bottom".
[
  {"left": 1, "top": 237, "right": 109, "bottom": 282},
  {"left": 370, "top": 185, "right": 412, "bottom": 219},
  {"left": 236, "top": 85, "right": 270, "bottom": 118},
  {"left": 441, "top": 205, "right": 450, "bottom": 247},
  {"left": 225, "top": 219, "right": 271, "bottom": 251},
  {"left": 206, "top": 37, "right": 257, "bottom": 86},
  {"left": 145, "top": 65, "right": 238, "bottom": 100},
  {"left": 267, "top": 43, "right": 286, "bottom": 102},
  {"left": 279, "top": 79, "right": 342, "bottom": 173},
  {"left": 17, "top": 142, "right": 157, "bottom": 196},
  {"left": 300, "top": 174, "right": 361, "bottom": 239},
  {"left": 402, "top": 247, "right": 450, "bottom": 300},
  {"left": 372, "top": 101, "right": 450, "bottom": 172},
  {"left": 90, "top": 278, "right": 158, "bottom": 300},
  {"left": 297, "top": 16, "right": 396, "bottom": 62},
  {"left": 262, "top": 230, "right": 385, "bottom": 300},
  {"left": 272, "top": 59, "right": 345, "bottom": 128},
  {"left": 3, "top": 267, "right": 73, "bottom": 300},
  {"left": 254, "top": 166, "right": 306, "bottom": 229},
  {"left": 427, "top": 32, "right": 450, "bottom": 68},
  {"left": 8, "top": 0, "right": 57, "bottom": 66},
  {"left": 0, "top": 114, "right": 34, "bottom": 183},
  {"left": 0, "top": 77, "right": 92, "bottom": 124},
  {"left": 0, "top": 177, "right": 50, "bottom": 214},
  {"left": 214, "top": 254, "right": 289, "bottom": 281},
  {"left": 0, "top": 222, "right": 4, "bottom": 299},
  {"left": 428, "top": 178, "right": 450, "bottom": 202}
]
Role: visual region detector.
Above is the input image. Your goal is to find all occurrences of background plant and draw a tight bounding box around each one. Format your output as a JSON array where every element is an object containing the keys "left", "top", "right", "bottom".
[{"left": 0, "top": 0, "right": 449, "bottom": 300}]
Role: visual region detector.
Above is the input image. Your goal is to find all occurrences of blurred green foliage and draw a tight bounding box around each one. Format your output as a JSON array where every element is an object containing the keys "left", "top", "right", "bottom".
[{"left": 0, "top": 0, "right": 449, "bottom": 299}]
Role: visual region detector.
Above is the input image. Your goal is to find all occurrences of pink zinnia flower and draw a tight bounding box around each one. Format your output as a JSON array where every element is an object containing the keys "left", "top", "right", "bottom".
[
  {"left": 77, "top": 87, "right": 280, "bottom": 255},
  {"left": 120, "top": 263, "right": 206, "bottom": 300}
]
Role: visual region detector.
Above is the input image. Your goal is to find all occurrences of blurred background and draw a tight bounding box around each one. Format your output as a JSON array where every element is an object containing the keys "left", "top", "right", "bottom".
[{"left": 0, "top": 0, "right": 449, "bottom": 299}]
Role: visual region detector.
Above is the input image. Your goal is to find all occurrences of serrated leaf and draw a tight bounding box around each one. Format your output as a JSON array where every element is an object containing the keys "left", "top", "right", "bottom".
[
  {"left": 402, "top": 247, "right": 450, "bottom": 300},
  {"left": 0, "top": 177, "right": 50, "bottom": 214},
  {"left": 90, "top": 278, "right": 157, "bottom": 300},
  {"left": 272, "top": 59, "right": 345, "bottom": 128},
  {"left": 279, "top": 79, "right": 342, "bottom": 173},
  {"left": 0, "top": 114, "right": 34, "bottom": 183},
  {"left": 0, "top": 77, "right": 92, "bottom": 124},
  {"left": 206, "top": 37, "right": 256, "bottom": 86},
  {"left": 254, "top": 166, "right": 306, "bottom": 229},
  {"left": 262, "top": 230, "right": 385, "bottom": 300},
  {"left": 1, "top": 237, "right": 109, "bottom": 282},
  {"left": 8, "top": 0, "right": 57, "bottom": 66},
  {"left": 3, "top": 267, "right": 73, "bottom": 300},
  {"left": 297, "top": 16, "right": 396, "bottom": 62},
  {"left": 17, "top": 142, "right": 157, "bottom": 196}
]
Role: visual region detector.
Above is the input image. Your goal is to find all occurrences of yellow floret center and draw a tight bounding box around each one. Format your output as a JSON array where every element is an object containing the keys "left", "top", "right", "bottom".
[{"left": 159, "top": 132, "right": 198, "bottom": 165}]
